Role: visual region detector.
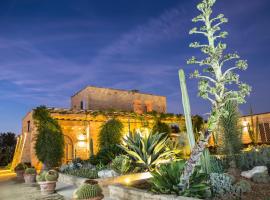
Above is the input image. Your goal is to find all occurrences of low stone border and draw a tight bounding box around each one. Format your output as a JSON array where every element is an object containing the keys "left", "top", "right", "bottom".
[
  {"left": 58, "top": 172, "right": 152, "bottom": 187},
  {"left": 108, "top": 184, "right": 200, "bottom": 200},
  {"left": 58, "top": 173, "right": 87, "bottom": 187}
]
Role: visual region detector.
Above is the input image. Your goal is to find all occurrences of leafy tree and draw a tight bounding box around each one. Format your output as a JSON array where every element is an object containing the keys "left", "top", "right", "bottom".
[
  {"left": 152, "top": 120, "right": 171, "bottom": 136},
  {"left": 219, "top": 101, "right": 242, "bottom": 157},
  {"left": 180, "top": 0, "right": 251, "bottom": 190},
  {"left": 0, "top": 132, "right": 16, "bottom": 166},
  {"left": 33, "top": 106, "right": 64, "bottom": 168},
  {"left": 98, "top": 118, "right": 123, "bottom": 149}
]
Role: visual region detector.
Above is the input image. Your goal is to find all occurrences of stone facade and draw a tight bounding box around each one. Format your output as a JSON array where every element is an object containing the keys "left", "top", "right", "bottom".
[
  {"left": 71, "top": 86, "right": 166, "bottom": 114},
  {"left": 240, "top": 112, "right": 270, "bottom": 144},
  {"left": 12, "top": 108, "right": 183, "bottom": 170}
]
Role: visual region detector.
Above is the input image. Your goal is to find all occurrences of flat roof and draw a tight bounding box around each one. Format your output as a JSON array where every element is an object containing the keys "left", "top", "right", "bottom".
[
  {"left": 71, "top": 85, "right": 166, "bottom": 98},
  {"left": 241, "top": 111, "right": 270, "bottom": 117}
]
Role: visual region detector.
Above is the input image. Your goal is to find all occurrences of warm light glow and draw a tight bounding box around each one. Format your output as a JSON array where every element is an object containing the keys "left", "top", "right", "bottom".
[
  {"left": 124, "top": 178, "right": 130, "bottom": 185},
  {"left": 242, "top": 120, "right": 248, "bottom": 132},
  {"left": 77, "top": 141, "right": 87, "bottom": 148},
  {"left": 77, "top": 134, "right": 86, "bottom": 141}
]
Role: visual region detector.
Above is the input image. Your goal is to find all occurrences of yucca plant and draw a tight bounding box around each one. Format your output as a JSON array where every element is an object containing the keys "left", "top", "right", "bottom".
[{"left": 120, "top": 131, "right": 179, "bottom": 171}]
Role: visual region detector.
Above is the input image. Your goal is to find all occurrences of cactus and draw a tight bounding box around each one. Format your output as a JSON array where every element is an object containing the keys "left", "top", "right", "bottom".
[
  {"left": 24, "top": 167, "right": 36, "bottom": 175},
  {"left": 210, "top": 173, "right": 235, "bottom": 197},
  {"left": 252, "top": 172, "right": 270, "bottom": 183},
  {"left": 45, "top": 170, "right": 59, "bottom": 181},
  {"left": 76, "top": 183, "right": 103, "bottom": 199},
  {"left": 36, "top": 170, "right": 47, "bottom": 182},
  {"left": 178, "top": 69, "right": 195, "bottom": 149},
  {"left": 247, "top": 105, "right": 260, "bottom": 145},
  {"left": 66, "top": 168, "right": 99, "bottom": 179},
  {"left": 111, "top": 155, "right": 132, "bottom": 174},
  {"left": 234, "top": 180, "right": 251, "bottom": 193},
  {"left": 200, "top": 148, "right": 211, "bottom": 174},
  {"left": 90, "top": 138, "right": 94, "bottom": 157}
]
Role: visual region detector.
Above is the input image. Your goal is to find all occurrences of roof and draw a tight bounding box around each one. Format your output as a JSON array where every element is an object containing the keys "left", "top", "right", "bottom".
[
  {"left": 71, "top": 85, "right": 166, "bottom": 98},
  {"left": 241, "top": 111, "right": 270, "bottom": 118}
]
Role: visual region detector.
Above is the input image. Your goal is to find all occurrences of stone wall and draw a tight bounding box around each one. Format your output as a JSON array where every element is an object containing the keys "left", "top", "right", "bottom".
[
  {"left": 71, "top": 86, "right": 166, "bottom": 114},
  {"left": 108, "top": 185, "right": 200, "bottom": 200}
]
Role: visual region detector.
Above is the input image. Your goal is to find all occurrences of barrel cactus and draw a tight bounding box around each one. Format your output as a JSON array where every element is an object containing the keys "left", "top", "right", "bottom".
[
  {"left": 45, "top": 170, "right": 59, "bottom": 181},
  {"left": 36, "top": 170, "right": 47, "bottom": 182},
  {"left": 75, "top": 183, "right": 103, "bottom": 200},
  {"left": 25, "top": 167, "right": 36, "bottom": 175}
]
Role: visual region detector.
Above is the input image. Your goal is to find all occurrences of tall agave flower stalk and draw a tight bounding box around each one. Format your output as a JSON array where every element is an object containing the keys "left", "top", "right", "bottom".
[{"left": 180, "top": 0, "right": 251, "bottom": 190}]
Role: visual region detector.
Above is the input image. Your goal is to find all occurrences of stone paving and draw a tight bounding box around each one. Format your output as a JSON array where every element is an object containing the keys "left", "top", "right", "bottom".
[{"left": 0, "top": 169, "right": 112, "bottom": 200}]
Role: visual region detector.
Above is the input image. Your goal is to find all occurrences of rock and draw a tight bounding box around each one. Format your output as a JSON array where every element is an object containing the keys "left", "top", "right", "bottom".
[
  {"left": 98, "top": 169, "right": 119, "bottom": 178},
  {"left": 241, "top": 166, "right": 268, "bottom": 179},
  {"left": 252, "top": 172, "right": 270, "bottom": 183}
]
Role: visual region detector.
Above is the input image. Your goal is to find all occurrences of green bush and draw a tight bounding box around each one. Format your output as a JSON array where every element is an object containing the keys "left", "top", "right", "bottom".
[
  {"left": 14, "top": 163, "right": 28, "bottom": 171},
  {"left": 98, "top": 118, "right": 123, "bottom": 149},
  {"left": 111, "top": 155, "right": 132, "bottom": 174},
  {"left": 152, "top": 120, "right": 171, "bottom": 136},
  {"left": 234, "top": 180, "right": 251, "bottom": 193},
  {"left": 150, "top": 161, "right": 210, "bottom": 198},
  {"left": 64, "top": 168, "right": 98, "bottom": 179},
  {"left": 120, "top": 132, "right": 178, "bottom": 171},
  {"left": 33, "top": 106, "right": 64, "bottom": 168}
]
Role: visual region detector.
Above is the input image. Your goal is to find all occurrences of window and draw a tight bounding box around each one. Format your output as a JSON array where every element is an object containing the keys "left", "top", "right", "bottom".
[
  {"left": 27, "top": 121, "right": 30, "bottom": 132},
  {"left": 80, "top": 101, "right": 84, "bottom": 109}
]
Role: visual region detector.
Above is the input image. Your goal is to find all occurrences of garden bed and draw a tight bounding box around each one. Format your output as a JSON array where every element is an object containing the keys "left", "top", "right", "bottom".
[
  {"left": 108, "top": 184, "right": 200, "bottom": 200},
  {"left": 58, "top": 172, "right": 152, "bottom": 187}
]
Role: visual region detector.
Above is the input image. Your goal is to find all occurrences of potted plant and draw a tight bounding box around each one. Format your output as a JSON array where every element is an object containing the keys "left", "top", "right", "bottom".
[
  {"left": 14, "top": 163, "right": 27, "bottom": 179},
  {"left": 73, "top": 179, "right": 104, "bottom": 200},
  {"left": 36, "top": 169, "right": 59, "bottom": 195},
  {"left": 24, "top": 167, "right": 37, "bottom": 184}
]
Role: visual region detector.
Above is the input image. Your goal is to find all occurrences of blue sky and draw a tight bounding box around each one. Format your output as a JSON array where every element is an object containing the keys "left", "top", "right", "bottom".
[{"left": 0, "top": 0, "right": 269, "bottom": 134}]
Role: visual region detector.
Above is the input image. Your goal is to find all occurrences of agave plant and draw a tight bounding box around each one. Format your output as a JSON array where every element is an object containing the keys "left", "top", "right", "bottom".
[
  {"left": 120, "top": 131, "right": 179, "bottom": 171},
  {"left": 150, "top": 161, "right": 210, "bottom": 198}
]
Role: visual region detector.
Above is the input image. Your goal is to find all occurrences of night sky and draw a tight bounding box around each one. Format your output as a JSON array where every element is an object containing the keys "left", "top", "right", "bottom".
[{"left": 0, "top": 0, "right": 269, "bottom": 134}]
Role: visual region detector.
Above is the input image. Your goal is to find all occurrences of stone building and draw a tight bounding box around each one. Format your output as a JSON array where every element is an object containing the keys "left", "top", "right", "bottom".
[
  {"left": 240, "top": 112, "right": 270, "bottom": 144},
  {"left": 11, "top": 86, "right": 182, "bottom": 169},
  {"left": 71, "top": 86, "right": 167, "bottom": 114}
]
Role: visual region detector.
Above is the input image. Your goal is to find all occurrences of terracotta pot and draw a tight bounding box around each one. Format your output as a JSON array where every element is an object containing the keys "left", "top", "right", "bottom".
[
  {"left": 38, "top": 181, "right": 57, "bottom": 195},
  {"left": 24, "top": 174, "right": 36, "bottom": 184},
  {"left": 15, "top": 170, "right": 24, "bottom": 180}
]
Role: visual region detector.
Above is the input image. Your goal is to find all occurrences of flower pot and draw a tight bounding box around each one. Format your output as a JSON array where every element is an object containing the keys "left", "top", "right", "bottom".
[
  {"left": 15, "top": 170, "right": 24, "bottom": 180},
  {"left": 38, "top": 181, "right": 57, "bottom": 195},
  {"left": 24, "top": 174, "right": 36, "bottom": 184}
]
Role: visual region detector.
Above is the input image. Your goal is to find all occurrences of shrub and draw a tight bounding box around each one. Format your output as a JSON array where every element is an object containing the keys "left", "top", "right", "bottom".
[
  {"left": 152, "top": 120, "right": 171, "bottom": 136},
  {"left": 120, "top": 131, "right": 178, "bottom": 171},
  {"left": 33, "top": 106, "right": 64, "bottom": 168},
  {"left": 98, "top": 118, "right": 123, "bottom": 149},
  {"left": 234, "top": 180, "right": 251, "bottom": 193},
  {"left": 14, "top": 163, "right": 27, "bottom": 171},
  {"left": 252, "top": 172, "right": 270, "bottom": 183},
  {"left": 150, "top": 161, "right": 210, "bottom": 198},
  {"left": 90, "top": 144, "right": 124, "bottom": 165},
  {"left": 25, "top": 167, "right": 36, "bottom": 175},
  {"left": 111, "top": 155, "right": 132, "bottom": 174},
  {"left": 64, "top": 168, "right": 98, "bottom": 179},
  {"left": 76, "top": 183, "right": 103, "bottom": 199}
]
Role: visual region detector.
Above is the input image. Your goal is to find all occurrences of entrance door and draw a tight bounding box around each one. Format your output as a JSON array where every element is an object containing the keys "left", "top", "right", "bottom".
[{"left": 63, "top": 135, "right": 74, "bottom": 163}]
